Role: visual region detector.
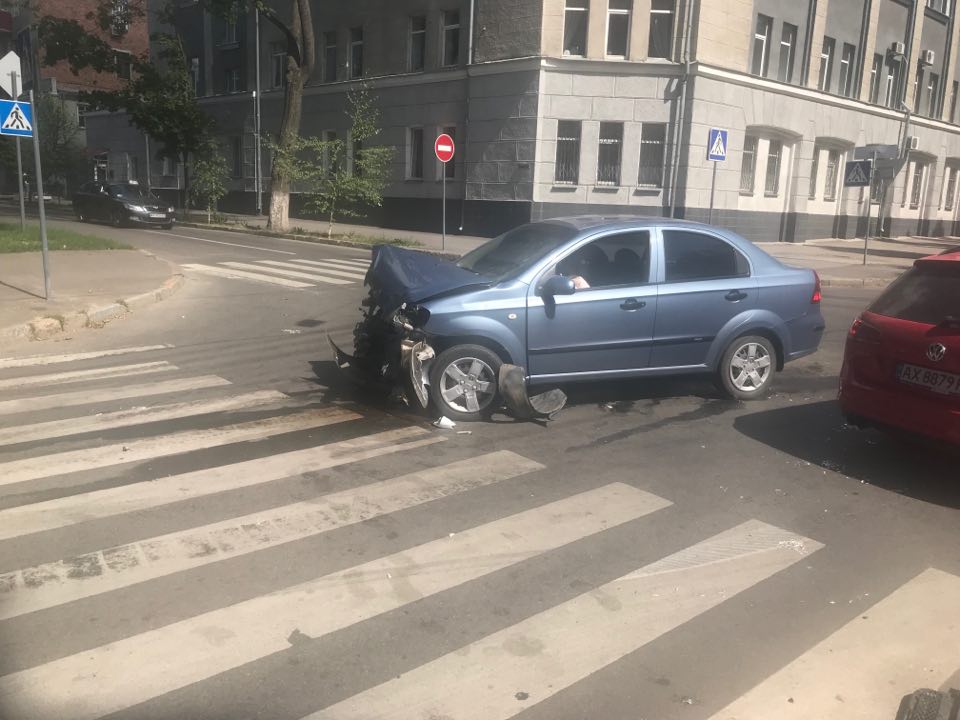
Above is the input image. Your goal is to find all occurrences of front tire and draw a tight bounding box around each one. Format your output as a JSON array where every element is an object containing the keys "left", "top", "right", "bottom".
[
  {"left": 717, "top": 335, "right": 777, "bottom": 400},
  {"left": 74, "top": 206, "right": 86, "bottom": 222},
  {"left": 428, "top": 344, "right": 501, "bottom": 422}
]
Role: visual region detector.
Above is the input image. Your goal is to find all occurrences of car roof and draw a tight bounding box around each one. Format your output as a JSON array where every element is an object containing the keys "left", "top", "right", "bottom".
[
  {"left": 916, "top": 248, "right": 960, "bottom": 266},
  {"left": 544, "top": 215, "right": 723, "bottom": 233}
]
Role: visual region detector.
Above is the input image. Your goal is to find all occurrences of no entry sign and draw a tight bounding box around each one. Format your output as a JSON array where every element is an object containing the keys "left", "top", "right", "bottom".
[{"left": 435, "top": 133, "right": 455, "bottom": 163}]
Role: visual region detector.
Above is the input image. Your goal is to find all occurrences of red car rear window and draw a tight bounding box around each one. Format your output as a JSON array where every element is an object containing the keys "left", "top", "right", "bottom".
[{"left": 868, "top": 265, "right": 960, "bottom": 325}]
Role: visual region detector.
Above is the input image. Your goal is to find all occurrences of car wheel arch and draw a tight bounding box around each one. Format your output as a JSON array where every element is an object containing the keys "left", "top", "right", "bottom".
[
  {"left": 709, "top": 313, "right": 789, "bottom": 372},
  {"left": 430, "top": 335, "right": 516, "bottom": 366}
]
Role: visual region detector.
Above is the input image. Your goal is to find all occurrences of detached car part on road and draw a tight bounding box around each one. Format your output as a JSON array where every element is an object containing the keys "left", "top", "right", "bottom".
[
  {"left": 73, "top": 181, "right": 176, "bottom": 229},
  {"left": 331, "top": 217, "right": 825, "bottom": 421}
]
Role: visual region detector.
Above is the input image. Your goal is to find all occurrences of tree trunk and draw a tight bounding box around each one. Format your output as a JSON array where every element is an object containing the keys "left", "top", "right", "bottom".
[
  {"left": 327, "top": 209, "right": 334, "bottom": 238},
  {"left": 181, "top": 151, "right": 190, "bottom": 221},
  {"left": 267, "top": 0, "right": 315, "bottom": 232}
]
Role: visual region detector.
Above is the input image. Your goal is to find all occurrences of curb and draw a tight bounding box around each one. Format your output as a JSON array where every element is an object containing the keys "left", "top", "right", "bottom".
[
  {"left": 819, "top": 276, "right": 895, "bottom": 289},
  {"left": 0, "top": 260, "right": 185, "bottom": 344}
]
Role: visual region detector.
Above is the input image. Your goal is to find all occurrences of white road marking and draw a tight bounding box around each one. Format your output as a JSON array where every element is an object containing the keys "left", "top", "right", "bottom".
[
  {"left": 0, "top": 345, "right": 172, "bottom": 370},
  {"left": 0, "top": 483, "right": 669, "bottom": 720},
  {"left": 221, "top": 262, "right": 353, "bottom": 286},
  {"left": 0, "top": 390, "right": 288, "bottom": 447},
  {"left": 0, "top": 427, "right": 441, "bottom": 540},
  {"left": 706, "top": 567, "right": 960, "bottom": 720},
  {"left": 308, "top": 520, "right": 821, "bottom": 720},
  {"left": 0, "top": 361, "right": 175, "bottom": 391},
  {"left": 286, "top": 258, "right": 370, "bottom": 271},
  {"left": 0, "top": 407, "right": 360, "bottom": 487},
  {"left": 0, "top": 375, "right": 231, "bottom": 416},
  {"left": 147, "top": 231, "right": 297, "bottom": 254},
  {"left": 181, "top": 263, "right": 314, "bottom": 288},
  {"left": 0, "top": 451, "right": 545, "bottom": 620},
  {"left": 255, "top": 260, "right": 366, "bottom": 280}
]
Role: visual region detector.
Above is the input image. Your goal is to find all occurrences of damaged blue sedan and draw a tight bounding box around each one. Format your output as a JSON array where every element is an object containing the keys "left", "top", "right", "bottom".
[{"left": 330, "top": 216, "right": 825, "bottom": 422}]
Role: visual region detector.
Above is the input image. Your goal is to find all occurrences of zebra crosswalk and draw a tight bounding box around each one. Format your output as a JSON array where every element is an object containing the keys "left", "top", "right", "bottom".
[
  {"left": 0, "top": 344, "right": 956, "bottom": 720},
  {"left": 182, "top": 255, "right": 370, "bottom": 289}
]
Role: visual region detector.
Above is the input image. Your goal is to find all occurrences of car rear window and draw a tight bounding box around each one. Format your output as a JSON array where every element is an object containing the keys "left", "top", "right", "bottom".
[{"left": 869, "top": 265, "right": 960, "bottom": 324}]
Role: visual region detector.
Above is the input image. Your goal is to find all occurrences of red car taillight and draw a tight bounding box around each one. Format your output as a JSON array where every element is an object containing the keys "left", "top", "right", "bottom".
[
  {"left": 849, "top": 316, "right": 882, "bottom": 343},
  {"left": 811, "top": 272, "right": 822, "bottom": 304}
]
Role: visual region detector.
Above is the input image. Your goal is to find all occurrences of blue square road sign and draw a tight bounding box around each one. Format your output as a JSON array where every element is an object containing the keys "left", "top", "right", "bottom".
[{"left": 707, "top": 128, "right": 728, "bottom": 161}]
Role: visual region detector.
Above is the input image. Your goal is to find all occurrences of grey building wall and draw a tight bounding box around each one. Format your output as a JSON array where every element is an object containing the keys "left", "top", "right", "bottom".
[{"left": 474, "top": 0, "right": 543, "bottom": 62}]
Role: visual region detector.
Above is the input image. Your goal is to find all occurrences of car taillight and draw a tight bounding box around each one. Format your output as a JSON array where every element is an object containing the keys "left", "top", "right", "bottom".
[
  {"left": 849, "top": 316, "right": 882, "bottom": 343},
  {"left": 811, "top": 272, "right": 822, "bottom": 304}
]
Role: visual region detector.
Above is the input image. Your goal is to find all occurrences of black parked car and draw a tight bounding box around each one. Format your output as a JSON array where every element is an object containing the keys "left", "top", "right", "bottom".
[{"left": 73, "top": 182, "right": 175, "bottom": 229}]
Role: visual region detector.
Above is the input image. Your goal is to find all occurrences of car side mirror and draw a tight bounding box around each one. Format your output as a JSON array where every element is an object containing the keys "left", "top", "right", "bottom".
[{"left": 540, "top": 275, "right": 576, "bottom": 297}]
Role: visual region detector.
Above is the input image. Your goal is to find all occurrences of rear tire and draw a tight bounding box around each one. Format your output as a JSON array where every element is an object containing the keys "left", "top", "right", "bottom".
[
  {"left": 111, "top": 210, "right": 125, "bottom": 228},
  {"left": 74, "top": 206, "right": 86, "bottom": 222},
  {"left": 428, "top": 344, "right": 502, "bottom": 422},
  {"left": 717, "top": 335, "right": 777, "bottom": 400}
]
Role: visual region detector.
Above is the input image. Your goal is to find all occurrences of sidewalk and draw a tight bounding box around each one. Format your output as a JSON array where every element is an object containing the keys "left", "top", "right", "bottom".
[{"left": 0, "top": 249, "right": 183, "bottom": 342}]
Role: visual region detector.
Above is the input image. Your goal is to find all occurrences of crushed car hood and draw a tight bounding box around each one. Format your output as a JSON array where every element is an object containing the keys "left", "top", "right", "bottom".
[{"left": 367, "top": 245, "right": 490, "bottom": 311}]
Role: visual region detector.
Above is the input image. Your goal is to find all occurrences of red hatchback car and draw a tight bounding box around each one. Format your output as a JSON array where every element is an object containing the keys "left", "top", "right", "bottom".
[{"left": 839, "top": 248, "right": 960, "bottom": 445}]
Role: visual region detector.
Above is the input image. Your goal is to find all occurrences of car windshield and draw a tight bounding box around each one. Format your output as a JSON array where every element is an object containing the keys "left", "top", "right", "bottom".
[
  {"left": 109, "top": 184, "right": 159, "bottom": 202},
  {"left": 869, "top": 264, "right": 960, "bottom": 325},
  {"left": 457, "top": 222, "right": 579, "bottom": 281}
]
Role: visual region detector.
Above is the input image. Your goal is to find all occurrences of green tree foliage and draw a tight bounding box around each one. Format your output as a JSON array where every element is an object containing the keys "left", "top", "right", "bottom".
[{"left": 189, "top": 140, "right": 229, "bottom": 223}]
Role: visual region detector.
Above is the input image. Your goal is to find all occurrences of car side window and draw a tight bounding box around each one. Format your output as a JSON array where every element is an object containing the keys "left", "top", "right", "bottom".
[
  {"left": 554, "top": 231, "right": 651, "bottom": 290},
  {"left": 662, "top": 230, "right": 750, "bottom": 283}
]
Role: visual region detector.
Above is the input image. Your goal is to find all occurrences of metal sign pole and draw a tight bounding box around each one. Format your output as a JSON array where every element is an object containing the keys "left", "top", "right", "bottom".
[
  {"left": 11, "top": 71, "right": 25, "bottom": 231},
  {"left": 863, "top": 151, "right": 876, "bottom": 266},
  {"left": 29, "top": 89, "right": 50, "bottom": 299},
  {"left": 442, "top": 165, "right": 447, "bottom": 252},
  {"left": 708, "top": 160, "right": 717, "bottom": 225}
]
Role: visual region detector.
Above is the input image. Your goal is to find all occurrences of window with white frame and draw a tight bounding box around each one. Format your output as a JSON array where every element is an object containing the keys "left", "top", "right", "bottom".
[
  {"left": 225, "top": 67, "right": 241, "bottom": 93},
  {"left": 349, "top": 26, "right": 363, "bottom": 78},
  {"left": 808, "top": 150, "right": 819, "bottom": 198},
  {"left": 927, "top": 73, "right": 939, "bottom": 117},
  {"left": 638, "top": 123, "right": 666, "bottom": 187},
  {"left": 442, "top": 10, "right": 460, "bottom": 66},
  {"left": 323, "top": 32, "right": 337, "bottom": 83},
  {"left": 765, "top": 139, "right": 782, "bottom": 196},
  {"left": 606, "top": 0, "right": 631, "bottom": 57},
  {"left": 951, "top": 80, "right": 959, "bottom": 123},
  {"left": 869, "top": 53, "right": 883, "bottom": 104},
  {"left": 818, "top": 37, "right": 835, "bottom": 92},
  {"left": 114, "top": 50, "right": 132, "bottom": 80},
  {"left": 751, "top": 15, "right": 772, "bottom": 76},
  {"left": 778, "top": 23, "right": 797, "bottom": 83},
  {"left": 838, "top": 43, "right": 856, "bottom": 97},
  {"left": 77, "top": 102, "right": 89, "bottom": 129},
  {"left": 564, "top": 0, "right": 588, "bottom": 56},
  {"left": 555, "top": 120, "right": 581, "bottom": 184},
  {"left": 927, "top": 0, "right": 950, "bottom": 14},
  {"left": 914, "top": 63, "right": 924, "bottom": 111},
  {"left": 910, "top": 161, "right": 926, "bottom": 209},
  {"left": 597, "top": 122, "right": 623, "bottom": 186},
  {"left": 441, "top": 126, "right": 456, "bottom": 179},
  {"left": 410, "top": 16, "right": 426, "bottom": 71},
  {"left": 648, "top": 0, "right": 674, "bottom": 59},
  {"left": 885, "top": 55, "right": 903, "bottom": 108},
  {"left": 223, "top": 17, "right": 238, "bottom": 44},
  {"left": 271, "top": 45, "right": 285, "bottom": 89},
  {"left": 945, "top": 166, "right": 958, "bottom": 211},
  {"left": 824, "top": 149, "right": 840, "bottom": 201},
  {"left": 740, "top": 135, "right": 758, "bottom": 193},
  {"left": 407, "top": 127, "right": 424, "bottom": 179}
]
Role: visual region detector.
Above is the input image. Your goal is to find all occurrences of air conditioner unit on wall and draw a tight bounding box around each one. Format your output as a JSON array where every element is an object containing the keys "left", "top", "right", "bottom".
[
  {"left": 908, "top": 136, "right": 920, "bottom": 151},
  {"left": 891, "top": 41, "right": 906, "bottom": 56},
  {"left": 922, "top": 49, "right": 936, "bottom": 66}
]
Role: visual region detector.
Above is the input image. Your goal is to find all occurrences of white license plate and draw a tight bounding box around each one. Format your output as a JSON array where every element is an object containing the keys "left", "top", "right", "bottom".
[
  {"left": 896, "top": 363, "right": 960, "bottom": 395},
  {"left": 149, "top": 213, "right": 166, "bottom": 219}
]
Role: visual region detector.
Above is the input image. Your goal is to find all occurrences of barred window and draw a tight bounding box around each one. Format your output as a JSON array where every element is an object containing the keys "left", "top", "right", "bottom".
[
  {"left": 764, "top": 139, "right": 782, "bottom": 196},
  {"left": 554, "top": 121, "right": 581, "bottom": 184},
  {"left": 740, "top": 135, "right": 758, "bottom": 193},
  {"left": 945, "top": 167, "right": 958, "bottom": 211},
  {"left": 824, "top": 149, "right": 840, "bottom": 201},
  {"left": 597, "top": 122, "right": 623, "bottom": 186},
  {"left": 910, "top": 162, "right": 926, "bottom": 209},
  {"left": 808, "top": 150, "right": 819, "bottom": 199},
  {"left": 408, "top": 128, "right": 424, "bottom": 179},
  {"left": 638, "top": 123, "right": 666, "bottom": 187}
]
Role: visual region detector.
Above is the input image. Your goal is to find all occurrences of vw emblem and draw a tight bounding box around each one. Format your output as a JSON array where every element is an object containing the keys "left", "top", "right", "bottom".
[{"left": 927, "top": 343, "right": 947, "bottom": 363}]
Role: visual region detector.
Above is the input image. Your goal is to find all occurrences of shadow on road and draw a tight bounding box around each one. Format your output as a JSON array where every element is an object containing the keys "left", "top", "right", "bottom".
[{"left": 735, "top": 400, "right": 960, "bottom": 509}]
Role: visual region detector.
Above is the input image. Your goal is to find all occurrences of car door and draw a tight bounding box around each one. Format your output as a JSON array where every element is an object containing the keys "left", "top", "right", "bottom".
[
  {"left": 526, "top": 230, "right": 658, "bottom": 381},
  {"left": 650, "top": 228, "right": 758, "bottom": 369}
]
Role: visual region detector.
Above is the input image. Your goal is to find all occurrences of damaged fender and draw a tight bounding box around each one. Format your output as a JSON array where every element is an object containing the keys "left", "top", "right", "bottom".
[
  {"left": 400, "top": 339, "right": 435, "bottom": 409},
  {"left": 498, "top": 364, "right": 567, "bottom": 421}
]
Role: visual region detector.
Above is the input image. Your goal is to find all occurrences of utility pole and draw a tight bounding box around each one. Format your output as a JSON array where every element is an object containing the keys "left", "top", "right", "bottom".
[
  {"left": 253, "top": 8, "right": 263, "bottom": 216},
  {"left": 29, "top": 89, "right": 50, "bottom": 300}
]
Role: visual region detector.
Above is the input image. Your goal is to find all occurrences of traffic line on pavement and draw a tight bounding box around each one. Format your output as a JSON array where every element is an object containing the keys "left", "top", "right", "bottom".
[
  {"left": 0, "top": 361, "right": 175, "bottom": 391},
  {"left": 286, "top": 258, "right": 370, "bottom": 271},
  {"left": 150, "top": 231, "right": 297, "bottom": 255},
  {"left": 706, "top": 567, "right": 960, "bottom": 720},
  {"left": 0, "top": 375, "right": 232, "bottom": 416},
  {"left": 0, "top": 451, "right": 545, "bottom": 620},
  {"left": 0, "top": 345, "right": 172, "bottom": 370},
  {"left": 0, "top": 390, "right": 288, "bottom": 447},
  {"left": 0, "top": 483, "right": 669, "bottom": 720},
  {"left": 220, "top": 262, "right": 354, "bottom": 286},
  {"left": 255, "top": 260, "right": 366, "bottom": 280},
  {"left": 181, "top": 263, "right": 314, "bottom": 288},
  {"left": 0, "top": 427, "right": 441, "bottom": 541},
  {"left": 307, "top": 519, "right": 821, "bottom": 720},
  {"left": 0, "top": 407, "right": 361, "bottom": 488}
]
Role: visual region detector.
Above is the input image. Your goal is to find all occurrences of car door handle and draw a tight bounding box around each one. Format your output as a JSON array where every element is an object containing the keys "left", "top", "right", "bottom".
[
  {"left": 725, "top": 290, "right": 748, "bottom": 302},
  {"left": 620, "top": 299, "right": 646, "bottom": 311}
]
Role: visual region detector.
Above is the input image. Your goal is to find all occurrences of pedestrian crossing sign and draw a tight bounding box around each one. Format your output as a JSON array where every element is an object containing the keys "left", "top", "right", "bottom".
[
  {"left": 0, "top": 98, "right": 32, "bottom": 137},
  {"left": 844, "top": 159, "right": 872, "bottom": 187},
  {"left": 707, "top": 128, "right": 728, "bottom": 161}
]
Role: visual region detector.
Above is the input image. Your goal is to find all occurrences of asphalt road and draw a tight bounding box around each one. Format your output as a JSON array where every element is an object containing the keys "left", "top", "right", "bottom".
[{"left": 0, "top": 219, "right": 957, "bottom": 720}]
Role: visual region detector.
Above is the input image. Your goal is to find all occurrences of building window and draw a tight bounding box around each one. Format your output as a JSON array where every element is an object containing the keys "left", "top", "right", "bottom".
[
  {"left": 910, "top": 162, "right": 926, "bottom": 209},
  {"left": 271, "top": 45, "right": 285, "bottom": 89},
  {"left": 441, "top": 126, "right": 456, "bottom": 179},
  {"left": 225, "top": 67, "right": 241, "bottom": 93},
  {"left": 778, "top": 23, "right": 797, "bottom": 83},
  {"left": 638, "top": 122, "right": 666, "bottom": 187},
  {"left": 869, "top": 53, "right": 883, "bottom": 104},
  {"left": 231, "top": 137, "right": 242, "bottom": 178},
  {"left": 885, "top": 56, "right": 902, "bottom": 108},
  {"left": 555, "top": 121, "right": 581, "bottom": 184},
  {"left": 951, "top": 81, "right": 959, "bottom": 123},
  {"left": 114, "top": 50, "right": 132, "bottom": 80},
  {"left": 751, "top": 14, "right": 772, "bottom": 76},
  {"left": 349, "top": 26, "right": 363, "bottom": 78},
  {"left": 765, "top": 139, "right": 782, "bottom": 196},
  {"left": 161, "top": 156, "right": 174, "bottom": 176},
  {"left": 111, "top": 0, "right": 130, "bottom": 36},
  {"left": 223, "top": 18, "right": 238, "bottom": 45},
  {"left": 927, "top": 73, "right": 939, "bottom": 117},
  {"left": 945, "top": 167, "right": 958, "bottom": 211},
  {"left": 818, "top": 37, "right": 835, "bottom": 92},
  {"left": 323, "top": 130, "right": 339, "bottom": 173},
  {"left": 564, "top": 0, "right": 588, "bottom": 56},
  {"left": 442, "top": 10, "right": 460, "bottom": 66},
  {"left": 407, "top": 127, "right": 424, "bottom": 179},
  {"left": 808, "top": 150, "right": 819, "bottom": 199},
  {"left": 824, "top": 149, "right": 840, "bottom": 201},
  {"left": 77, "top": 102, "right": 89, "bottom": 129},
  {"left": 597, "top": 123, "right": 623, "bottom": 186},
  {"left": 323, "top": 31, "right": 337, "bottom": 83},
  {"left": 607, "top": 0, "right": 631, "bottom": 57},
  {"left": 927, "top": 0, "right": 950, "bottom": 14},
  {"left": 740, "top": 135, "right": 758, "bottom": 193},
  {"left": 914, "top": 62, "right": 924, "bottom": 111},
  {"left": 410, "top": 16, "right": 426, "bottom": 71},
  {"left": 648, "top": 0, "right": 674, "bottom": 59},
  {"left": 190, "top": 56, "right": 200, "bottom": 94},
  {"left": 838, "top": 43, "right": 856, "bottom": 97}
]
